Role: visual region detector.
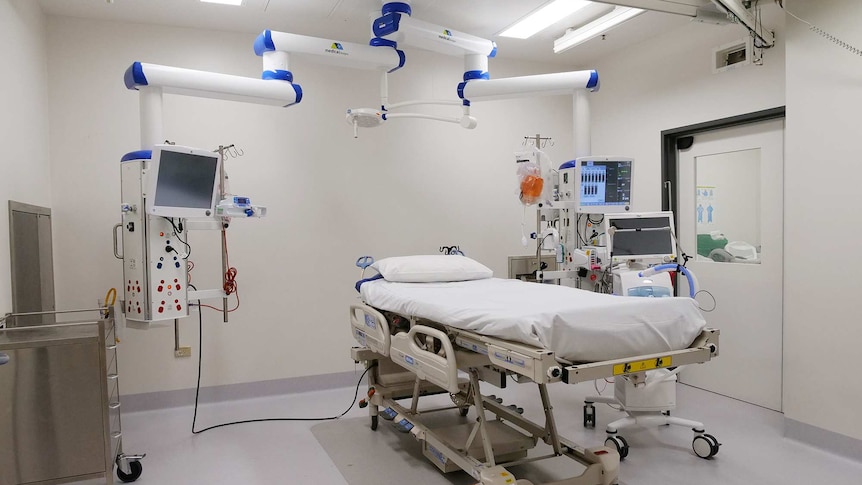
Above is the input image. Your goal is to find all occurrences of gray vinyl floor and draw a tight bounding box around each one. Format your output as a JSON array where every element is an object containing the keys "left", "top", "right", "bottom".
[{"left": 107, "top": 375, "right": 862, "bottom": 485}]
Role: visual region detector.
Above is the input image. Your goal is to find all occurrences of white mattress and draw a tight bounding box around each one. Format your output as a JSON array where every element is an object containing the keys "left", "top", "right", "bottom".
[{"left": 360, "top": 278, "right": 706, "bottom": 362}]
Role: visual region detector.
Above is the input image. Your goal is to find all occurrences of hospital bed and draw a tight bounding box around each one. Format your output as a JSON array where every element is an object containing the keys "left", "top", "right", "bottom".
[{"left": 349, "top": 262, "right": 719, "bottom": 485}]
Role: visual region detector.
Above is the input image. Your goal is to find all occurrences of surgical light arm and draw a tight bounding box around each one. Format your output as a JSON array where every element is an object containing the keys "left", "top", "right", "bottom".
[
  {"left": 125, "top": 62, "right": 301, "bottom": 149},
  {"left": 255, "top": 30, "right": 405, "bottom": 74},
  {"left": 460, "top": 70, "right": 599, "bottom": 103}
]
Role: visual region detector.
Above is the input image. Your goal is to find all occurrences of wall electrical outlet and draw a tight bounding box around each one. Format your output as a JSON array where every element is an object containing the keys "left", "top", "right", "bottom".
[{"left": 175, "top": 347, "right": 192, "bottom": 358}]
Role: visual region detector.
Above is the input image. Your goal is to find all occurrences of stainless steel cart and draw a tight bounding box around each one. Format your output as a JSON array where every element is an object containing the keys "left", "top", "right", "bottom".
[{"left": 0, "top": 308, "right": 144, "bottom": 484}]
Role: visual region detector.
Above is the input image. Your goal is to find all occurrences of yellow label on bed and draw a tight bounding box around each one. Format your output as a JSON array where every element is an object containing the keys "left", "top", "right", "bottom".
[{"left": 613, "top": 356, "right": 673, "bottom": 375}]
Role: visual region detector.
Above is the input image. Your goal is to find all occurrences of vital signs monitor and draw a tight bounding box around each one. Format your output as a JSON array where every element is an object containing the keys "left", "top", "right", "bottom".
[{"left": 577, "top": 157, "right": 633, "bottom": 213}]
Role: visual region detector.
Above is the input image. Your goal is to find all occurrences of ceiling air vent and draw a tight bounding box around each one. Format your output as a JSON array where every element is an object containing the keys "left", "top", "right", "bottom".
[{"left": 713, "top": 38, "right": 753, "bottom": 73}]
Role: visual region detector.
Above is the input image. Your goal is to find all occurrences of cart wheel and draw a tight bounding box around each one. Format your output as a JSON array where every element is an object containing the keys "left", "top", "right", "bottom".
[
  {"left": 371, "top": 415, "right": 378, "bottom": 431},
  {"left": 117, "top": 460, "right": 143, "bottom": 483},
  {"left": 605, "top": 436, "right": 629, "bottom": 460},
  {"left": 583, "top": 403, "right": 596, "bottom": 428},
  {"left": 703, "top": 434, "right": 720, "bottom": 456},
  {"left": 459, "top": 407, "right": 469, "bottom": 417},
  {"left": 692, "top": 433, "right": 720, "bottom": 459}
]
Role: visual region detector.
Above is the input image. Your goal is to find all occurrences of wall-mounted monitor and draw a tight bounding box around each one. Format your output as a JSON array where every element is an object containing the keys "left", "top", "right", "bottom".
[
  {"left": 605, "top": 211, "right": 676, "bottom": 264},
  {"left": 147, "top": 144, "right": 220, "bottom": 219},
  {"left": 577, "top": 156, "right": 633, "bottom": 213}
]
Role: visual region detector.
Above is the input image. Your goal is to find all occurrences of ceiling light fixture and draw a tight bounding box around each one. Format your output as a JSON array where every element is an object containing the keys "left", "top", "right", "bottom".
[
  {"left": 200, "top": 0, "right": 244, "bottom": 6},
  {"left": 554, "top": 6, "right": 644, "bottom": 53},
  {"left": 499, "top": 0, "right": 592, "bottom": 39}
]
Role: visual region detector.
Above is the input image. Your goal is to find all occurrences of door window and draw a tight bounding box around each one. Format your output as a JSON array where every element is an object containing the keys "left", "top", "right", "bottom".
[{"left": 695, "top": 148, "right": 761, "bottom": 264}]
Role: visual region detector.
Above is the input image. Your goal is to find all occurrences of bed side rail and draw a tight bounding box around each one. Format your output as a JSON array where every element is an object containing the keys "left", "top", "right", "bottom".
[
  {"left": 451, "top": 329, "right": 562, "bottom": 384},
  {"left": 389, "top": 325, "right": 460, "bottom": 394},
  {"left": 562, "top": 328, "right": 720, "bottom": 385},
  {"left": 350, "top": 304, "right": 391, "bottom": 357}
]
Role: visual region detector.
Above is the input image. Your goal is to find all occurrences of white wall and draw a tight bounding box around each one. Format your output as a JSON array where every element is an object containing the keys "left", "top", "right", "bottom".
[
  {"left": 0, "top": 0, "right": 52, "bottom": 315},
  {"left": 586, "top": 5, "right": 786, "bottom": 212},
  {"left": 46, "top": 17, "right": 578, "bottom": 394},
  {"left": 784, "top": 0, "right": 862, "bottom": 441}
]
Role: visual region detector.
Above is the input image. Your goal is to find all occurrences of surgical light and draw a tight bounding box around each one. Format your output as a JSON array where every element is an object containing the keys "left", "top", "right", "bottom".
[
  {"left": 554, "top": 6, "right": 644, "bottom": 53},
  {"left": 200, "top": 0, "right": 243, "bottom": 5},
  {"left": 499, "top": 0, "right": 592, "bottom": 39}
]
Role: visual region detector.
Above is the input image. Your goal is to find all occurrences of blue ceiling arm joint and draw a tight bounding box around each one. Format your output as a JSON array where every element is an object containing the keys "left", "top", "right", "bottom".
[
  {"left": 458, "top": 82, "right": 466, "bottom": 99},
  {"left": 370, "top": 37, "right": 406, "bottom": 72},
  {"left": 374, "top": 12, "right": 402, "bottom": 38},
  {"left": 262, "top": 70, "right": 293, "bottom": 82},
  {"left": 390, "top": 50, "right": 406, "bottom": 72},
  {"left": 489, "top": 42, "right": 498, "bottom": 58},
  {"left": 285, "top": 83, "right": 303, "bottom": 107},
  {"left": 370, "top": 37, "right": 398, "bottom": 49},
  {"left": 459, "top": 69, "right": 491, "bottom": 105},
  {"left": 254, "top": 30, "right": 275, "bottom": 56},
  {"left": 463, "top": 70, "right": 489, "bottom": 81},
  {"left": 124, "top": 62, "right": 147, "bottom": 90},
  {"left": 587, "top": 70, "right": 600, "bottom": 92},
  {"left": 121, "top": 150, "right": 153, "bottom": 162},
  {"left": 382, "top": 2, "right": 411, "bottom": 16}
]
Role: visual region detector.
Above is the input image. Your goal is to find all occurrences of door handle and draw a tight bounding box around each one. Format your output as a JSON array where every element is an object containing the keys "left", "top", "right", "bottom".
[
  {"left": 0, "top": 352, "right": 9, "bottom": 366},
  {"left": 113, "top": 223, "right": 124, "bottom": 260}
]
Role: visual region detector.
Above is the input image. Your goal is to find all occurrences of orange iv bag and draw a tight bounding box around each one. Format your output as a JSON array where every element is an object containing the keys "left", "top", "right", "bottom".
[{"left": 520, "top": 175, "right": 544, "bottom": 205}]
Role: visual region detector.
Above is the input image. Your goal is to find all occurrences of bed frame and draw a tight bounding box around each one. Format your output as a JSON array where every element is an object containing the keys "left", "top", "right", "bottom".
[{"left": 350, "top": 303, "right": 720, "bottom": 485}]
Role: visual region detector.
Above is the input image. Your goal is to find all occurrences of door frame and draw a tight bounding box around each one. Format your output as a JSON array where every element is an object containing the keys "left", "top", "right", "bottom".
[{"left": 661, "top": 106, "right": 786, "bottom": 215}]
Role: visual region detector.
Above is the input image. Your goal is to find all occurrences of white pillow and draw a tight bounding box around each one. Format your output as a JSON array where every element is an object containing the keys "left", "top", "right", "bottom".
[{"left": 372, "top": 255, "right": 493, "bottom": 283}]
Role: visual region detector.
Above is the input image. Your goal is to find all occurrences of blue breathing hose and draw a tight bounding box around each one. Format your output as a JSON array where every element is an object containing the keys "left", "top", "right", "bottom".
[{"left": 639, "top": 263, "right": 697, "bottom": 298}]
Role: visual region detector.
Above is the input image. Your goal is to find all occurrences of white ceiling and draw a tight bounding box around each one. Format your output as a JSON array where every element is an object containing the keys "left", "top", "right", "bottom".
[{"left": 37, "top": 0, "right": 697, "bottom": 66}]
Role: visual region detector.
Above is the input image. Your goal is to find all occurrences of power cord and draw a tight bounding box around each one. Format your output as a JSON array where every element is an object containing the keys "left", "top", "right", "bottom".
[
  {"left": 163, "top": 217, "right": 192, "bottom": 260},
  {"left": 190, "top": 301, "right": 375, "bottom": 434}
]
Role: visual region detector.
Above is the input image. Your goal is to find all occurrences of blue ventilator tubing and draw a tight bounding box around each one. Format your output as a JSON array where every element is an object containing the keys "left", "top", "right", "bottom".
[{"left": 639, "top": 264, "right": 698, "bottom": 298}]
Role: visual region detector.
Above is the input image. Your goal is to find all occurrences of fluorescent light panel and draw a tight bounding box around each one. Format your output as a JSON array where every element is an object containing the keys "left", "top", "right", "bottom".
[
  {"left": 200, "top": 0, "right": 244, "bottom": 5},
  {"left": 554, "top": 6, "right": 644, "bottom": 53},
  {"left": 500, "top": 0, "right": 592, "bottom": 39}
]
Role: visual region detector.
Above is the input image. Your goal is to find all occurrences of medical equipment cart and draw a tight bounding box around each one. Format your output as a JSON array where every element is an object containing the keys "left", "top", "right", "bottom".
[{"left": 0, "top": 307, "right": 144, "bottom": 484}]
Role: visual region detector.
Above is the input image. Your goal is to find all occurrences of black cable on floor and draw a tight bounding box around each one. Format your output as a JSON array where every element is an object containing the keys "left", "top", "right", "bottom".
[{"left": 190, "top": 301, "right": 374, "bottom": 434}]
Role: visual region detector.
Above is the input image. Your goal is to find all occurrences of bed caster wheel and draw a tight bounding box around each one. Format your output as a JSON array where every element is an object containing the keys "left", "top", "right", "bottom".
[
  {"left": 117, "top": 461, "right": 143, "bottom": 483},
  {"left": 459, "top": 407, "right": 469, "bottom": 417},
  {"left": 692, "top": 433, "right": 720, "bottom": 459},
  {"left": 370, "top": 415, "right": 378, "bottom": 431},
  {"left": 583, "top": 403, "right": 596, "bottom": 428},
  {"left": 605, "top": 435, "right": 629, "bottom": 460}
]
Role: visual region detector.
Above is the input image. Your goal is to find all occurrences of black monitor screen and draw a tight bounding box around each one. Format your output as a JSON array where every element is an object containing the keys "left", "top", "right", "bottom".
[
  {"left": 609, "top": 216, "right": 674, "bottom": 257},
  {"left": 153, "top": 151, "right": 219, "bottom": 209},
  {"left": 580, "top": 160, "right": 632, "bottom": 207}
]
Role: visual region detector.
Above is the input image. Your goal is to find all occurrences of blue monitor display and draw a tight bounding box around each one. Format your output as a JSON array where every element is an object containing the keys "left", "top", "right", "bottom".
[{"left": 578, "top": 158, "right": 633, "bottom": 213}]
